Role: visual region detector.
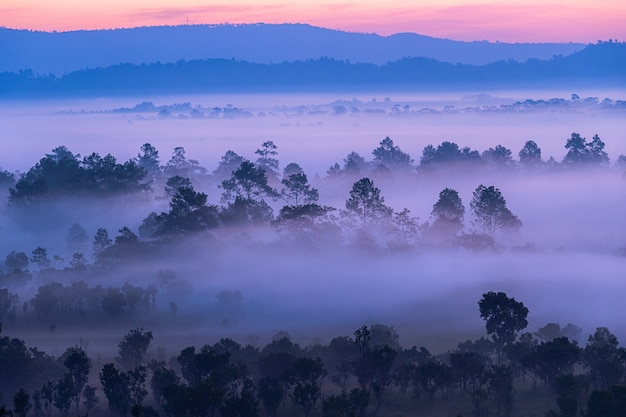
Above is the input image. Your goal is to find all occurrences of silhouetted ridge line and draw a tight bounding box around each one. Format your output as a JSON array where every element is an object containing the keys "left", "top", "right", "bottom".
[
  {"left": 0, "top": 42, "right": 624, "bottom": 97},
  {"left": 0, "top": 23, "right": 586, "bottom": 74}
]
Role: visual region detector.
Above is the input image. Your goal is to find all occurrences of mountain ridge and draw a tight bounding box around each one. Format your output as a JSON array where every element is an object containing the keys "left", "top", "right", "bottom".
[
  {"left": 1, "top": 41, "right": 623, "bottom": 97},
  {"left": 0, "top": 23, "right": 585, "bottom": 74}
]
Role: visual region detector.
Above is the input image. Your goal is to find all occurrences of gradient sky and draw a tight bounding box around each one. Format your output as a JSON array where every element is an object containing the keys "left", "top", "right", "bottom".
[{"left": 2, "top": 0, "right": 625, "bottom": 43}]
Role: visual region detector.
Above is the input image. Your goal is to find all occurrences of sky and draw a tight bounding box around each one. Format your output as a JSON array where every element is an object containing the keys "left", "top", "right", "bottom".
[{"left": 1, "top": 0, "right": 625, "bottom": 43}]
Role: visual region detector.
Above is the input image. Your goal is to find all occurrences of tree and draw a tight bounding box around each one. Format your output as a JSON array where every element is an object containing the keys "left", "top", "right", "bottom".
[
  {"left": 220, "top": 378, "right": 259, "bottom": 417},
  {"left": 429, "top": 188, "right": 465, "bottom": 239},
  {"left": 258, "top": 377, "right": 286, "bottom": 417},
  {"left": 478, "top": 291, "right": 529, "bottom": 364},
  {"left": 282, "top": 162, "right": 304, "bottom": 177},
  {"left": 213, "top": 150, "right": 245, "bottom": 181},
  {"left": 101, "top": 288, "right": 127, "bottom": 317},
  {"left": 255, "top": 141, "right": 280, "bottom": 181},
  {"left": 414, "top": 359, "right": 451, "bottom": 403},
  {"left": 486, "top": 365, "right": 514, "bottom": 417},
  {"left": 585, "top": 385, "right": 626, "bottom": 417},
  {"left": 163, "top": 146, "right": 206, "bottom": 178},
  {"left": 13, "top": 389, "right": 31, "bottom": 417},
  {"left": 372, "top": 137, "right": 413, "bottom": 171},
  {"left": 0, "top": 289, "right": 18, "bottom": 321},
  {"left": 587, "top": 134, "right": 610, "bottom": 165},
  {"left": 150, "top": 366, "right": 180, "bottom": 411},
  {"left": 470, "top": 185, "right": 521, "bottom": 237},
  {"left": 290, "top": 357, "right": 326, "bottom": 417},
  {"left": 152, "top": 181, "right": 219, "bottom": 235},
  {"left": 281, "top": 172, "right": 319, "bottom": 205},
  {"left": 482, "top": 145, "right": 514, "bottom": 169},
  {"left": 53, "top": 375, "right": 73, "bottom": 417},
  {"left": 61, "top": 346, "right": 91, "bottom": 411},
  {"left": 563, "top": 132, "right": 609, "bottom": 166},
  {"left": 526, "top": 337, "right": 581, "bottom": 386},
  {"left": 68, "top": 253, "right": 87, "bottom": 271},
  {"left": 66, "top": 223, "right": 88, "bottom": 252},
  {"left": 136, "top": 143, "right": 160, "bottom": 178},
  {"left": 368, "top": 346, "right": 397, "bottom": 413},
  {"left": 420, "top": 141, "right": 481, "bottom": 168},
  {"left": 117, "top": 328, "right": 154, "bottom": 370},
  {"left": 220, "top": 160, "right": 279, "bottom": 203},
  {"left": 449, "top": 351, "right": 486, "bottom": 393},
  {"left": 93, "top": 228, "right": 112, "bottom": 258},
  {"left": 518, "top": 140, "right": 542, "bottom": 167},
  {"left": 546, "top": 374, "right": 587, "bottom": 417},
  {"left": 82, "top": 385, "right": 98, "bottom": 413},
  {"left": 343, "top": 152, "right": 368, "bottom": 176},
  {"left": 163, "top": 175, "right": 192, "bottom": 198},
  {"left": 100, "top": 363, "right": 132, "bottom": 416},
  {"left": 322, "top": 389, "right": 369, "bottom": 417},
  {"left": 345, "top": 178, "right": 392, "bottom": 226},
  {"left": 31, "top": 247, "right": 51, "bottom": 269},
  {"left": 583, "top": 327, "right": 625, "bottom": 390},
  {"left": 5, "top": 251, "right": 28, "bottom": 272}
]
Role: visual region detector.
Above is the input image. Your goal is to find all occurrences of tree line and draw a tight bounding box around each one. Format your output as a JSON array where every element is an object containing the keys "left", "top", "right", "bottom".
[{"left": 1, "top": 291, "right": 625, "bottom": 417}]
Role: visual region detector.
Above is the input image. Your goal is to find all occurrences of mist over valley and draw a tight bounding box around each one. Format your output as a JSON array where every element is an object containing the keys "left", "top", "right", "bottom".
[{"left": 1, "top": 21, "right": 626, "bottom": 417}]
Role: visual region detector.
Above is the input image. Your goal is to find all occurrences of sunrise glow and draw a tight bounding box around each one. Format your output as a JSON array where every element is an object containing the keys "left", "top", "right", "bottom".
[{"left": 2, "top": 0, "right": 625, "bottom": 43}]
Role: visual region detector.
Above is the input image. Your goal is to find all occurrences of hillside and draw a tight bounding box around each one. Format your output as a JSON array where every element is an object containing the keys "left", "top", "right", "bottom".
[
  {"left": 0, "top": 23, "right": 585, "bottom": 74},
  {"left": 1, "top": 42, "right": 623, "bottom": 97}
]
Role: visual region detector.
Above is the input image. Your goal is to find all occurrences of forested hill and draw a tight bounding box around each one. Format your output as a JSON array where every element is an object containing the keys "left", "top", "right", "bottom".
[
  {"left": 0, "top": 23, "right": 585, "bottom": 74},
  {"left": 1, "top": 42, "right": 623, "bottom": 97}
]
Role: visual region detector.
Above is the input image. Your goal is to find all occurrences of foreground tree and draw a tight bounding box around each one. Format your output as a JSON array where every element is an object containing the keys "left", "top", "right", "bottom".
[
  {"left": 290, "top": 357, "right": 326, "bottom": 417},
  {"left": 583, "top": 327, "right": 625, "bottom": 390},
  {"left": 61, "top": 346, "right": 91, "bottom": 412},
  {"left": 117, "top": 328, "right": 154, "bottom": 370},
  {"left": 478, "top": 291, "right": 529, "bottom": 364}
]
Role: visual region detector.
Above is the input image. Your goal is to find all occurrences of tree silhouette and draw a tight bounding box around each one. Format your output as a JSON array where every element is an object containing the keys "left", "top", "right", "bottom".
[
  {"left": 478, "top": 291, "right": 529, "bottom": 365},
  {"left": 563, "top": 133, "right": 609, "bottom": 166},
  {"left": 429, "top": 188, "right": 465, "bottom": 239},
  {"left": 518, "top": 140, "right": 542, "bottom": 167},
  {"left": 583, "top": 327, "right": 625, "bottom": 390},
  {"left": 345, "top": 178, "right": 391, "bottom": 227},
  {"left": 470, "top": 185, "right": 521, "bottom": 237},
  {"left": 255, "top": 140, "right": 280, "bottom": 181},
  {"left": 117, "top": 328, "right": 154, "bottom": 370},
  {"left": 372, "top": 137, "right": 413, "bottom": 171},
  {"left": 281, "top": 172, "right": 319, "bottom": 205},
  {"left": 61, "top": 346, "right": 91, "bottom": 411},
  {"left": 290, "top": 357, "right": 326, "bottom": 417},
  {"left": 221, "top": 160, "right": 278, "bottom": 203}
]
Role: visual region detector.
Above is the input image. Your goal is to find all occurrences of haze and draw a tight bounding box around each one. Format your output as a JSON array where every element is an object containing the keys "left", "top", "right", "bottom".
[{"left": 2, "top": 90, "right": 626, "bottom": 355}]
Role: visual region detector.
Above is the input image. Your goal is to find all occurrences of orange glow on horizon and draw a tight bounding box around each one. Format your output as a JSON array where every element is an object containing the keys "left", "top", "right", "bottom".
[{"left": 1, "top": 1, "right": 625, "bottom": 43}]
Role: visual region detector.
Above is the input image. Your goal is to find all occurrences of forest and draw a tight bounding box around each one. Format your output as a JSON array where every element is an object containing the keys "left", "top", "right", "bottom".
[
  {"left": 1, "top": 293, "right": 626, "bottom": 417},
  {"left": 1, "top": 131, "right": 625, "bottom": 416}
]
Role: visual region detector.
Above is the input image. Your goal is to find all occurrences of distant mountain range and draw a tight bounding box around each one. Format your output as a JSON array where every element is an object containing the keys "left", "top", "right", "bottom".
[
  {"left": 1, "top": 41, "right": 624, "bottom": 97},
  {"left": 0, "top": 23, "right": 586, "bottom": 74}
]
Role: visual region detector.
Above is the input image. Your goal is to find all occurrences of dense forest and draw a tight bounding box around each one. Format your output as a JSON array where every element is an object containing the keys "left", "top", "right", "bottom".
[
  {"left": 1, "top": 292, "right": 626, "bottom": 417},
  {"left": 1, "top": 132, "right": 625, "bottom": 416}
]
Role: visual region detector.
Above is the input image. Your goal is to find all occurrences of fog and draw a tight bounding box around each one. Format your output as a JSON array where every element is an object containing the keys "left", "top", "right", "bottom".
[
  {"left": 1, "top": 90, "right": 626, "bottom": 360},
  {"left": 2, "top": 90, "right": 625, "bottom": 175}
]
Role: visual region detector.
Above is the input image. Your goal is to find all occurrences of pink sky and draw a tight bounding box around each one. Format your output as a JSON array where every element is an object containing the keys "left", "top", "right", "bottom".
[{"left": 2, "top": 0, "right": 625, "bottom": 43}]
